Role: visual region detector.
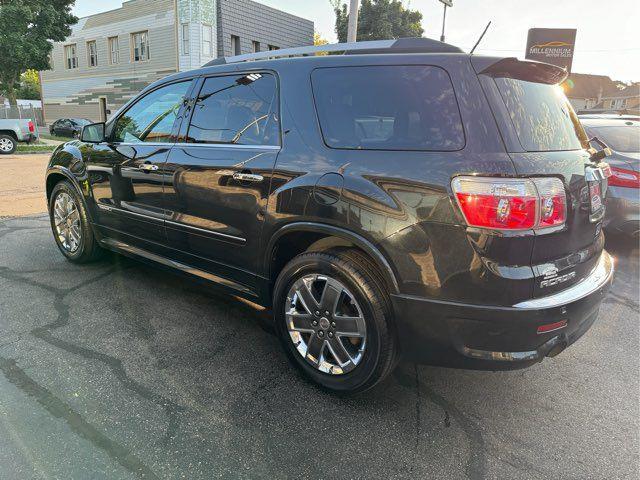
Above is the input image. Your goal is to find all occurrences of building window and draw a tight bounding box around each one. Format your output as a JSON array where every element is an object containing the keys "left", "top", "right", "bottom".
[
  {"left": 181, "top": 24, "right": 190, "bottom": 55},
  {"left": 252, "top": 41, "right": 260, "bottom": 53},
  {"left": 231, "top": 35, "right": 241, "bottom": 55},
  {"left": 87, "top": 41, "right": 98, "bottom": 67},
  {"left": 64, "top": 44, "right": 77, "bottom": 69},
  {"left": 132, "top": 31, "right": 150, "bottom": 62},
  {"left": 202, "top": 24, "right": 212, "bottom": 56},
  {"left": 109, "top": 37, "right": 119, "bottom": 64},
  {"left": 268, "top": 45, "right": 279, "bottom": 51}
]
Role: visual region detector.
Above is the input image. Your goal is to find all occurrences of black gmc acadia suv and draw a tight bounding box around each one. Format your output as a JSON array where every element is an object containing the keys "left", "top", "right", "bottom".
[{"left": 45, "top": 38, "right": 614, "bottom": 393}]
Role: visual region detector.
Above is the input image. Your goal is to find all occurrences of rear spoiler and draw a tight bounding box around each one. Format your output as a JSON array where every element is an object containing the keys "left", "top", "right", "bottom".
[{"left": 471, "top": 57, "right": 568, "bottom": 85}]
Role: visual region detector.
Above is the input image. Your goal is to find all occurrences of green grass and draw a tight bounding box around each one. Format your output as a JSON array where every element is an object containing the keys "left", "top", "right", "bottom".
[{"left": 16, "top": 144, "right": 57, "bottom": 154}]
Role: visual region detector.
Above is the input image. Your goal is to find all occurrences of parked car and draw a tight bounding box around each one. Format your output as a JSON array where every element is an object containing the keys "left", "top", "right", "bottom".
[
  {"left": 45, "top": 38, "right": 614, "bottom": 393},
  {"left": 580, "top": 115, "right": 639, "bottom": 238},
  {"left": 0, "top": 118, "right": 38, "bottom": 154},
  {"left": 49, "top": 118, "right": 92, "bottom": 138}
]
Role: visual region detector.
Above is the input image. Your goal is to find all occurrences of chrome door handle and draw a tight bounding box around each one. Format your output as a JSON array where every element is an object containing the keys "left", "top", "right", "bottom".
[
  {"left": 233, "top": 172, "right": 263, "bottom": 182},
  {"left": 139, "top": 164, "right": 159, "bottom": 172}
]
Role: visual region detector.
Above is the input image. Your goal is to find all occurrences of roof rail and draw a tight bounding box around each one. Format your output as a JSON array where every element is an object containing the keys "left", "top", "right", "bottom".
[{"left": 204, "top": 37, "right": 464, "bottom": 67}]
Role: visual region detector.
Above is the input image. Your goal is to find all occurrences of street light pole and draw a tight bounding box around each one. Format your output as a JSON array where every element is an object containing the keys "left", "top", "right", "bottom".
[
  {"left": 347, "top": 0, "right": 359, "bottom": 43},
  {"left": 440, "top": 2, "right": 448, "bottom": 42}
]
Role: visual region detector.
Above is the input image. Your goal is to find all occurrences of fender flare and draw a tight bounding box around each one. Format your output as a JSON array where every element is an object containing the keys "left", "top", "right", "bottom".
[
  {"left": 46, "top": 166, "right": 87, "bottom": 200},
  {"left": 265, "top": 222, "right": 400, "bottom": 294}
]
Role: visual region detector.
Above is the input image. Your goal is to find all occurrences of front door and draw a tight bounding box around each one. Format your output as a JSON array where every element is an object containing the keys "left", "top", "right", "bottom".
[
  {"left": 162, "top": 72, "right": 281, "bottom": 290},
  {"left": 87, "top": 80, "right": 194, "bottom": 248}
]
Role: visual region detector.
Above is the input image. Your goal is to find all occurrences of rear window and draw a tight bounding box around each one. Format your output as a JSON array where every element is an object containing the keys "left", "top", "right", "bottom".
[
  {"left": 494, "top": 78, "right": 588, "bottom": 151},
  {"left": 311, "top": 66, "right": 464, "bottom": 151},
  {"left": 584, "top": 126, "right": 639, "bottom": 153}
]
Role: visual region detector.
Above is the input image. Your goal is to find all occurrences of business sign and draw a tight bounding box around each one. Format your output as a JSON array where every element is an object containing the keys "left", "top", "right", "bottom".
[{"left": 525, "top": 28, "right": 577, "bottom": 72}]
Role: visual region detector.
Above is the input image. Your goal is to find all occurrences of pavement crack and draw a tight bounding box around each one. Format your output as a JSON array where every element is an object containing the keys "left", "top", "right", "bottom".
[
  {"left": 419, "top": 379, "right": 488, "bottom": 480},
  {"left": 0, "top": 265, "right": 186, "bottom": 446},
  {"left": 603, "top": 291, "right": 639, "bottom": 311},
  {"left": 0, "top": 354, "right": 159, "bottom": 480}
]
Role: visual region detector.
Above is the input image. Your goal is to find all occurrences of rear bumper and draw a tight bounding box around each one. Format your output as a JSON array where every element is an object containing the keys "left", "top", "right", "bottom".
[{"left": 391, "top": 251, "right": 614, "bottom": 370}]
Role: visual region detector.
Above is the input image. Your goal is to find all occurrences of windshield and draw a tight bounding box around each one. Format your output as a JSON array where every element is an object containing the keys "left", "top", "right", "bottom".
[
  {"left": 494, "top": 78, "right": 589, "bottom": 152},
  {"left": 584, "top": 126, "right": 640, "bottom": 153}
]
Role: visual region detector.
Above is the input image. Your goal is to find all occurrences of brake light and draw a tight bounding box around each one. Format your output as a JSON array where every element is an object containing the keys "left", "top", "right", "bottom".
[
  {"left": 452, "top": 176, "right": 567, "bottom": 231},
  {"left": 28, "top": 121, "right": 35, "bottom": 133},
  {"left": 608, "top": 166, "right": 640, "bottom": 188}
]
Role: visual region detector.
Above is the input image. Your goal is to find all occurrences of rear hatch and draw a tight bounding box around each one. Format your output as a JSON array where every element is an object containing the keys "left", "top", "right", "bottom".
[{"left": 474, "top": 58, "right": 608, "bottom": 298}]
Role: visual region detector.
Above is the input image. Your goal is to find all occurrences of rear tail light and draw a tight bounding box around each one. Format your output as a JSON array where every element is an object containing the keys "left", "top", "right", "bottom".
[
  {"left": 608, "top": 166, "right": 640, "bottom": 188},
  {"left": 452, "top": 176, "right": 567, "bottom": 231},
  {"left": 28, "top": 121, "right": 35, "bottom": 133}
]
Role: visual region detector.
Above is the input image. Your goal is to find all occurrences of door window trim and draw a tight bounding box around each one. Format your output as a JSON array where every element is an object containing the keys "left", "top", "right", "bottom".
[{"left": 179, "top": 70, "right": 283, "bottom": 148}]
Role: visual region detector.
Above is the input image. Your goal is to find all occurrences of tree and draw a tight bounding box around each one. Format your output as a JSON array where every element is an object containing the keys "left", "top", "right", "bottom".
[
  {"left": 0, "top": 0, "right": 77, "bottom": 106},
  {"left": 17, "top": 70, "right": 41, "bottom": 100},
  {"left": 331, "top": 0, "right": 424, "bottom": 43},
  {"left": 314, "top": 32, "right": 329, "bottom": 55}
]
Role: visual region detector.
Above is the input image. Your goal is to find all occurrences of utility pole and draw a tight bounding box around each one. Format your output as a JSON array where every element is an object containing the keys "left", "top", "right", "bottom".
[
  {"left": 347, "top": 0, "right": 359, "bottom": 43},
  {"left": 439, "top": 0, "right": 453, "bottom": 42}
]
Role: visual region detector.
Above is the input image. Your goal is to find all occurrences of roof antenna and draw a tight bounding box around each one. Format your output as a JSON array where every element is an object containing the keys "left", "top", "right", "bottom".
[{"left": 470, "top": 21, "right": 492, "bottom": 55}]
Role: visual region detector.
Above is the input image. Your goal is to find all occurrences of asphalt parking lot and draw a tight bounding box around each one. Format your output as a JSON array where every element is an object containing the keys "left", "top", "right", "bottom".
[{"left": 0, "top": 214, "right": 638, "bottom": 479}]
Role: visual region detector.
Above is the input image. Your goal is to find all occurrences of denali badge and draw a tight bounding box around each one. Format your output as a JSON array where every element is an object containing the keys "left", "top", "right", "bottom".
[{"left": 540, "top": 271, "right": 576, "bottom": 288}]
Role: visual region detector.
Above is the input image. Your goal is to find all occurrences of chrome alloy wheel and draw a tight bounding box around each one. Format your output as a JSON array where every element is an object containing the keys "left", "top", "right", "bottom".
[
  {"left": 53, "top": 192, "right": 82, "bottom": 253},
  {"left": 285, "top": 274, "right": 367, "bottom": 375},
  {"left": 0, "top": 137, "right": 14, "bottom": 152}
]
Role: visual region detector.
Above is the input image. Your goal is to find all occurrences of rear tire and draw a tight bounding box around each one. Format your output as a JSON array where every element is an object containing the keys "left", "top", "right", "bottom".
[
  {"left": 49, "top": 180, "right": 103, "bottom": 263},
  {"left": 273, "top": 249, "right": 397, "bottom": 394},
  {"left": 0, "top": 134, "right": 16, "bottom": 154}
]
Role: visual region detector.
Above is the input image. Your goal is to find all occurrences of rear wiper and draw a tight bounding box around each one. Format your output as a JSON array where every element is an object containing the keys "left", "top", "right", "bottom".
[{"left": 587, "top": 136, "right": 612, "bottom": 163}]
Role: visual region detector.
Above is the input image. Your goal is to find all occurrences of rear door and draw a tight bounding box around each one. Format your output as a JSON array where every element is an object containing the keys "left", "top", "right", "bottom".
[
  {"left": 162, "top": 71, "right": 281, "bottom": 290},
  {"left": 476, "top": 59, "right": 608, "bottom": 298}
]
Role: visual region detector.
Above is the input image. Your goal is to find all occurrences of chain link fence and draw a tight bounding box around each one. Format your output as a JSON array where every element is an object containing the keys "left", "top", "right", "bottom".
[{"left": 0, "top": 105, "right": 45, "bottom": 127}]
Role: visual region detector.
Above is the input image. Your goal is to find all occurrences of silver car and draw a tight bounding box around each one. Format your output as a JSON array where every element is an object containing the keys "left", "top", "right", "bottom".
[{"left": 580, "top": 115, "right": 640, "bottom": 238}]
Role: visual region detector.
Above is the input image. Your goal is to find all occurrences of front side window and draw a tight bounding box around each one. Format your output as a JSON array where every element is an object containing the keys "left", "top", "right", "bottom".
[
  {"left": 87, "top": 41, "right": 98, "bottom": 67},
  {"left": 65, "top": 44, "right": 77, "bottom": 69},
  {"left": 202, "top": 24, "right": 212, "bottom": 56},
  {"left": 494, "top": 78, "right": 588, "bottom": 151},
  {"left": 112, "top": 81, "right": 191, "bottom": 144},
  {"left": 132, "top": 31, "right": 150, "bottom": 62},
  {"left": 109, "top": 37, "right": 119, "bottom": 64},
  {"left": 312, "top": 65, "right": 465, "bottom": 151},
  {"left": 186, "top": 73, "right": 280, "bottom": 146}
]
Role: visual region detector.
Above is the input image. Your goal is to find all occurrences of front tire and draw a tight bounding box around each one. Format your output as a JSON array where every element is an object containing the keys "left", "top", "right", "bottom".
[
  {"left": 49, "top": 180, "right": 103, "bottom": 263},
  {"left": 273, "top": 249, "right": 397, "bottom": 394},
  {"left": 0, "top": 134, "right": 16, "bottom": 154}
]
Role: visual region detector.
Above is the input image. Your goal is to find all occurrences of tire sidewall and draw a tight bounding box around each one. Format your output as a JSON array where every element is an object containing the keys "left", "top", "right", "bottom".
[
  {"left": 49, "top": 181, "right": 92, "bottom": 262},
  {"left": 273, "top": 253, "right": 385, "bottom": 393}
]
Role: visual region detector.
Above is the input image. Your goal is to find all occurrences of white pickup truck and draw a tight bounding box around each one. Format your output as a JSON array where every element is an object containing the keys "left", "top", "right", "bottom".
[{"left": 0, "top": 118, "right": 39, "bottom": 154}]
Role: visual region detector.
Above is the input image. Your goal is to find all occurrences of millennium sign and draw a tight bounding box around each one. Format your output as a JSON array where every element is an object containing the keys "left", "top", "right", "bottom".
[{"left": 525, "top": 28, "right": 577, "bottom": 72}]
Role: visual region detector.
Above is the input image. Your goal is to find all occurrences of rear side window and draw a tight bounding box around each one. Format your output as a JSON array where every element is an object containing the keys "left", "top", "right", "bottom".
[
  {"left": 494, "top": 78, "right": 588, "bottom": 151},
  {"left": 186, "top": 73, "right": 280, "bottom": 146},
  {"left": 311, "top": 66, "right": 464, "bottom": 151}
]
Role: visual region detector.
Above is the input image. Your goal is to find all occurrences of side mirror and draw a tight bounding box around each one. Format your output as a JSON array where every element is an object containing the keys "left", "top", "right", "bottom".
[{"left": 80, "top": 122, "right": 106, "bottom": 143}]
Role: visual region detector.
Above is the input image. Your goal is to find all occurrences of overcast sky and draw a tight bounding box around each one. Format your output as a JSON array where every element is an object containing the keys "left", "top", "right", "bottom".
[{"left": 72, "top": 0, "right": 640, "bottom": 82}]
